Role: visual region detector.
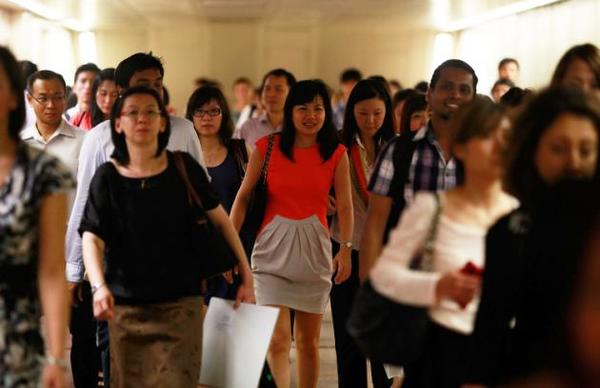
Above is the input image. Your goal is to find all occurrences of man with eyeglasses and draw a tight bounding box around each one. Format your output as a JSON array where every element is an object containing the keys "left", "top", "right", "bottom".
[
  {"left": 65, "top": 52, "right": 206, "bottom": 388},
  {"left": 22, "top": 70, "right": 85, "bottom": 183}
]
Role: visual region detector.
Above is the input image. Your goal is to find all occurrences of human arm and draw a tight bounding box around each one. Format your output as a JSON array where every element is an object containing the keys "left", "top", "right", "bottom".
[
  {"left": 38, "top": 193, "right": 70, "bottom": 388},
  {"left": 230, "top": 145, "right": 264, "bottom": 231},
  {"left": 359, "top": 193, "right": 392, "bottom": 282},
  {"left": 82, "top": 232, "right": 114, "bottom": 320},
  {"left": 206, "top": 205, "right": 255, "bottom": 307},
  {"left": 65, "top": 127, "right": 106, "bottom": 299},
  {"left": 332, "top": 153, "right": 353, "bottom": 284}
]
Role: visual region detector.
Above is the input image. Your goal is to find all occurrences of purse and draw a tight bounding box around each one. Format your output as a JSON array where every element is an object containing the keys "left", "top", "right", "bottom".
[
  {"left": 346, "top": 193, "right": 443, "bottom": 366},
  {"left": 240, "top": 134, "right": 275, "bottom": 246},
  {"left": 173, "top": 152, "right": 237, "bottom": 280}
]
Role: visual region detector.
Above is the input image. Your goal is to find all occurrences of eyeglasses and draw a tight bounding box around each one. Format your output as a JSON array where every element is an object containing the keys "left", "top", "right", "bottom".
[
  {"left": 120, "top": 110, "right": 161, "bottom": 120},
  {"left": 28, "top": 93, "right": 66, "bottom": 106},
  {"left": 193, "top": 108, "right": 222, "bottom": 118}
]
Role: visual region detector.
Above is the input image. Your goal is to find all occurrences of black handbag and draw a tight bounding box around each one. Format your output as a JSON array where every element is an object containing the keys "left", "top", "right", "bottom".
[
  {"left": 240, "top": 134, "right": 275, "bottom": 243},
  {"left": 173, "top": 152, "right": 237, "bottom": 279},
  {"left": 347, "top": 193, "right": 443, "bottom": 366}
]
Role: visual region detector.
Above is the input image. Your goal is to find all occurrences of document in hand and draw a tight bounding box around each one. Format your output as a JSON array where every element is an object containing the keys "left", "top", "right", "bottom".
[{"left": 199, "top": 298, "right": 279, "bottom": 388}]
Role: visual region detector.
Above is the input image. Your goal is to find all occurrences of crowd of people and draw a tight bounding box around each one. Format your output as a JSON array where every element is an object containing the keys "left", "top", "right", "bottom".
[{"left": 0, "top": 40, "right": 600, "bottom": 388}]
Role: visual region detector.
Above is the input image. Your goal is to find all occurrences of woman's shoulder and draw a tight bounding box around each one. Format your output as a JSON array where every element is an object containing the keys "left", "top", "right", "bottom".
[{"left": 255, "top": 133, "right": 280, "bottom": 154}]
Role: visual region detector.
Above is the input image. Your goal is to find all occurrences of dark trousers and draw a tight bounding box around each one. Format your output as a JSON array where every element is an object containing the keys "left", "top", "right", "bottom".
[
  {"left": 403, "top": 321, "right": 469, "bottom": 388},
  {"left": 69, "top": 281, "right": 101, "bottom": 388},
  {"left": 97, "top": 320, "right": 110, "bottom": 387},
  {"left": 330, "top": 241, "right": 390, "bottom": 388}
]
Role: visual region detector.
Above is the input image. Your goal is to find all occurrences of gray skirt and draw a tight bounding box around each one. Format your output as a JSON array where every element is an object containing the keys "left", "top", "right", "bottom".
[{"left": 251, "top": 214, "right": 333, "bottom": 314}]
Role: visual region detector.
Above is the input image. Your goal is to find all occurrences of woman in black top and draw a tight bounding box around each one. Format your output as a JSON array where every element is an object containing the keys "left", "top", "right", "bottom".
[
  {"left": 464, "top": 88, "right": 600, "bottom": 387},
  {"left": 185, "top": 85, "right": 252, "bottom": 302},
  {"left": 80, "top": 86, "right": 254, "bottom": 387}
]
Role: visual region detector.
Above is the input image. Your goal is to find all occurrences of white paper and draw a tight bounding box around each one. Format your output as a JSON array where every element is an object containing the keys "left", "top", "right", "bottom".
[{"left": 199, "top": 298, "right": 279, "bottom": 388}]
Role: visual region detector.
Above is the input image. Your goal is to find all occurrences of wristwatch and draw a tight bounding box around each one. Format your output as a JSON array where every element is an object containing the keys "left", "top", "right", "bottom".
[
  {"left": 339, "top": 241, "right": 353, "bottom": 249},
  {"left": 91, "top": 282, "right": 106, "bottom": 295}
]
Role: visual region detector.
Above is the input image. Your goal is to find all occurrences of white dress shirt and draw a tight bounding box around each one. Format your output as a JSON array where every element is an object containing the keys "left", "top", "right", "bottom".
[
  {"left": 20, "top": 119, "right": 86, "bottom": 178},
  {"left": 65, "top": 116, "right": 206, "bottom": 282}
]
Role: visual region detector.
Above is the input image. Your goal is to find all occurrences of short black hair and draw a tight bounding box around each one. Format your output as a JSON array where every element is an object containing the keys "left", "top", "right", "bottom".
[
  {"left": 499, "top": 86, "right": 533, "bottom": 108},
  {"left": 430, "top": 59, "right": 478, "bottom": 93},
  {"left": 414, "top": 81, "right": 429, "bottom": 93},
  {"left": 74, "top": 62, "right": 100, "bottom": 83},
  {"left": 233, "top": 77, "right": 252, "bottom": 86},
  {"left": 280, "top": 79, "right": 339, "bottom": 162},
  {"left": 0, "top": 46, "right": 25, "bottom": 142},
  {"left": 26, "top": 70, "right": 67, "bottom": 94},
  {"left": 110, "top": 86, "right": 171, "bottom": 166},
  {"left": 19, "top": 60, "right": 38, "bottom": 84},
  {"left": 340, "top": 68, "right": 363, "bottom": 84},
  {"left": 498, "top": 57, "right": 520, "bottom": 71},
  {"left": 260, "top": 68, "right": 296, "bottom": 93},
  {"left": 185, "top": 85, "right": 235, "bottom": 145},
  {"left": 342, "top": 79, "right": 395, "bottom": 152},
  {"left": 492, "top": 78, "right": 515, "bottom": 92},
  {"left": 114, "top": 52, "right": 164, "bottom": 89},
  {"left": 90, "top": 68, "right": 116, "bottom": 127}
]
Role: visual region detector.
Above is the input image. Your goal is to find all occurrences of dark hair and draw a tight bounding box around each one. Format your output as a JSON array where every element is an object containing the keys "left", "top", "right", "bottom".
[
  {"left": 430, "top": 59, "right": 478, "bottom": 93},
  {"left": 492, "top": 78, "right": 515, "bottom": 92},
  {"left": 498, "top": 58, "right": 520, "bottom": 71},
  {"left": 260, "top": 68, "right": 296, "bottom": 92},
  {"left": 280, "top": 79, "right": 339, "bottom": 162},
  {"left": 340, "top": 68, "right": 363, "bottom": 84},
  {"left": 367, "top": 75, "right": 391, "bottom": 96},
  {"left": 389, "top": 79, "right": 402, "bottom": 90},
  {"left": 234, "top": 77, "right": 252, "bottom": 87},
  {"left": 26, "top": 70, "right": 67, "bottom": 94},
  {"left": 550, "top": 43, "right": 600, "bottom": 90},
  {"left": 19, "top": 60, "right": 37, "bottom": 83},
  {"left": 114, "top": 52, "right": 164, "bottom": 89},
  {"left": 341, "top": 79, "right": 395, "bottom": 153},
  {"left": 392, "top": 88, "right": 418, "bottom": 110},
  {"left": 110, "top": 86, "right": 171, "bottom": 165},
  {"left": 0, "top": 46, "right": 26, "bottom": 142},
  {"left": 90, "top": 68, "right": 116, "bottom": 127},
  {"left": 74, "top": 62, "right": 100, "bottom": 83},
  {"left": 505, "top": 87, "right": 600, "bottom": 206},
  {"left": 500, "top": 86, "right": 533, "bottom": 108},
  {"left": 400, "top": 93, "right": 428, "bottom": 134},
  {"left": 414, "top": 81, "right": 429, "bottom": 93},
  {"left": 185, "top": 85, "right": 235, "bottom": 145}
]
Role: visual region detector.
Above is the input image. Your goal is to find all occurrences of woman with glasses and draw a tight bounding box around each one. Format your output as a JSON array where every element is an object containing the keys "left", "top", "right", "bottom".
[
  {"left": 80, "top": 86, "right": 255, "bottom": 387},
  {"left": 185, "top": 85, "right": 252, "bottom": 302}
]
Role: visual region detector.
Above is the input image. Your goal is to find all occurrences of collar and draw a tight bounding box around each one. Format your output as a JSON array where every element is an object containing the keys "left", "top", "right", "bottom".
[
  {"left": 22, "top": 119, "right": 77, "bottom": 144},
  {"left": 258, "top": 112, "right": 282, "bottom": 130},
  {"left": 355, "top": 133, "right": 366, "bottom": 151}
]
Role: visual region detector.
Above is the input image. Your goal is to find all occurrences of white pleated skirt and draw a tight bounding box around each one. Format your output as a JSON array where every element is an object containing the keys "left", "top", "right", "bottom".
[{"left": 251, "top": 214, "right": 333, "bottom": 314}]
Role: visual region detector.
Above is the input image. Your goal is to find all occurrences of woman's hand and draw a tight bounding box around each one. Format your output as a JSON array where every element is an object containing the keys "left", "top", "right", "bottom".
[
  {"left": 436, "top": 271, "right": 481, "bottom": 308},
  {"left": 93, "top": 285, "right": 115, "bottom": 320},
  {"left": 42, "top": 364, "right": 65, "bottom": 388},
  {"left": 333, "top": 248, "right": 352, "bottom": 284},
  {"left": 234, "top": 278, "right": 256, "bottom": 308}
]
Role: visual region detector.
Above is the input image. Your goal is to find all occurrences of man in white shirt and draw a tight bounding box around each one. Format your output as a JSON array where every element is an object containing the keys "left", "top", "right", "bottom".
[
  {"left": 65, "top": 52, "right": 206, "bottom": 387},
  {"left": 22, "top": 70, "right": 85, "bottom": 180},
  {"left": 234, "top": 68, "right": 295, "bottom": 149}
]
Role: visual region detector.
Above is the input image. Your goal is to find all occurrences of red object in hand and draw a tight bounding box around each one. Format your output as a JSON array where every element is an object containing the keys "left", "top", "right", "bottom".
[{"left": 461, "top": 261, "right": 484, "bottom": 277}]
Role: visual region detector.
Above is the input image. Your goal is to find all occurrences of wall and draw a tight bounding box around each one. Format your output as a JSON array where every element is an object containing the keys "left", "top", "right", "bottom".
[
  {"left": 454, "top": 0, "right": 600, "bottom": 94},
  {"left": 96, "top": 19, "right": 436, "bottom": 112}
]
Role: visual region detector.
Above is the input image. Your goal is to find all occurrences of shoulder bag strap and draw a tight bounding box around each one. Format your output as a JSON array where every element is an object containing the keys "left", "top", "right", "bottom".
[
  {"left": 259, "top": 134, "right": 275, "bottom": 184},
  {"left": 420, "top": 192, "right": 443, "bottom": 271},
  {"left": 173, "top": 152, "right": 206, "bottom": 216}
]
